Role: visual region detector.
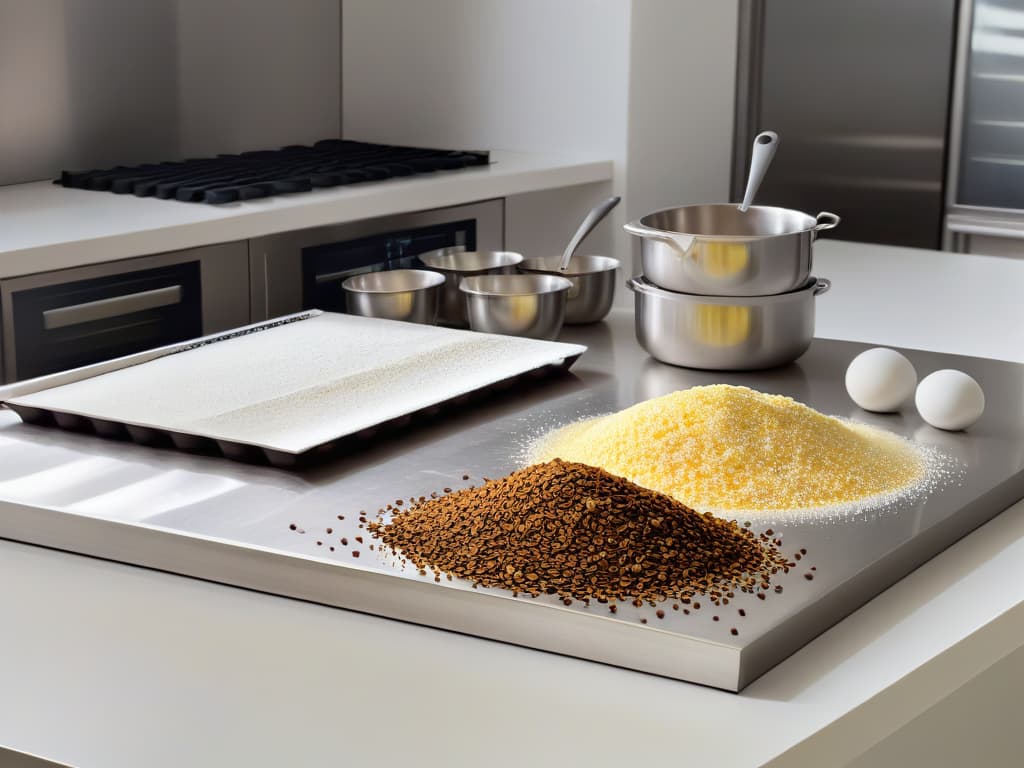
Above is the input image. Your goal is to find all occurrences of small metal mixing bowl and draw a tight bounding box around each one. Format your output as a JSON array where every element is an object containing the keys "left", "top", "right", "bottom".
[
  {"left": 459, "top": 274, "right": 573, "bottom": 340},
  {"left": 517, "top": 254, "right": 620, "bottom": 324},
  {"left": 418, "top": 248, "right": 524, "bottom": 327},
  {"left": 342, "top": 269, "right": 446, "bottom": 324}
]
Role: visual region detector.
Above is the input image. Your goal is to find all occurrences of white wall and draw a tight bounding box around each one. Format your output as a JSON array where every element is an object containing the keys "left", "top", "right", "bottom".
[
  {"left": 0, "top": 0, "right": 179, "bottom": 185},
  {"left": 342, "top": 0, "right": 739, "bottom": 300},
  {"left": 0, "top": 0, "right": 341, "bottom": 185},
  {"left": 624, "top": 1, "right": 738, "bottom": 219},
  {"left": 176, "top": 0, "right": 340, "bottom": 158},
  {"left": 620, "top": 0, "right": 739, "bottom": 281},
  {"left": 342, "top": 0, "right": 632, "bottom": 265},
  {"left": 341, "top": 0, "right": 632, "bottom": 159}
]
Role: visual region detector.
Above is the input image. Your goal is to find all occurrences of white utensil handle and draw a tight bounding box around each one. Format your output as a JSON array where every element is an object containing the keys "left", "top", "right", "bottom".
[{"left": 738, "top": 131, "right": 779, "bottom": 213}]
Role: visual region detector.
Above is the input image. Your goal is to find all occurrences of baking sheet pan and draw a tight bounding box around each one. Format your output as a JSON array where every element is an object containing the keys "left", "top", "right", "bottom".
[{"left": 1, "top": 312, "right": 585, "bottom": 467}]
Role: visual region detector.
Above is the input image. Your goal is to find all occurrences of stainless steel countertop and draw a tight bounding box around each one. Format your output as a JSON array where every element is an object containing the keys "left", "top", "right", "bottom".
[{"left": 0, "top": 308, "right": 1022, "bottom": 690}]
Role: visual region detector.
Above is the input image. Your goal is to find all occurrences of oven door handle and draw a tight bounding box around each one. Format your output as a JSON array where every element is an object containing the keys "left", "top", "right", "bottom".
[{"left": 42, "top": 285, "right": 184, "bottom": 331}]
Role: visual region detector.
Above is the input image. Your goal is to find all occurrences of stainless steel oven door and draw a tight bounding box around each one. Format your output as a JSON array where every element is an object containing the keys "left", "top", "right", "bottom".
[
  {"left": 0, "top": 241, "right": 249, "bottom": 383},
  {"left": 249, "top": 199, "right": 504, "bottom": 320}
]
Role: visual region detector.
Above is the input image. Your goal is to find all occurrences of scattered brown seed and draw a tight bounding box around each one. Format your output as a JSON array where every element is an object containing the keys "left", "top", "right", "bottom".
[
  {"left": 730, "top": 628, "right": 738, "bottom": 636},
  {"left": 341, "top": 537, "right": 348, "bottom": 546},
  {"left": 656, "top": 609, "right": 665, "bottom": 619},
  {"left": 367, "top": 460, "right": 788, "bottom": 605},
  {"left": 352, "top": 551, "right": 360, "bottom": 557},
  {"left": 326, "top": 527, "right": 333, "bottom": 535},
  {"left": 804, "top": 573, "right": 814, "bottom": 580},
  {"left": 288, "top": 523, "right": 297, "bottom": 531}
]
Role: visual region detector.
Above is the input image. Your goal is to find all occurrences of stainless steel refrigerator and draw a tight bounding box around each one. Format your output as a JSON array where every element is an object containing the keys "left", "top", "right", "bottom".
[
  {"left": 945, "top": 0, "right": 1024, "bottom": 256},
  {"left": 732, "top": 0, "right": 958, "bottom": 249}
]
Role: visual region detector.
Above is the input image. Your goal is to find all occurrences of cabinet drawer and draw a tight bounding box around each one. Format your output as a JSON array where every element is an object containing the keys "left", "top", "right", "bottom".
[
  {"left": 8, "top": 262, "right": 202, "bottom": 381},
  {"left": 0, "top": 241, "right": 249, "bottom": 382}
]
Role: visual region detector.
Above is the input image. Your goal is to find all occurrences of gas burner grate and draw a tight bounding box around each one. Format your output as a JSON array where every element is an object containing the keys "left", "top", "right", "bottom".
[{"left": 56, "top": 140, "right": 490, "bottom": 205}]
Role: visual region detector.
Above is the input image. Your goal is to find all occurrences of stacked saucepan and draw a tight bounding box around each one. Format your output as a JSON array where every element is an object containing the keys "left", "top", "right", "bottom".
[{"left": 624, "top": 132, "right": 839, "bottom": 370}]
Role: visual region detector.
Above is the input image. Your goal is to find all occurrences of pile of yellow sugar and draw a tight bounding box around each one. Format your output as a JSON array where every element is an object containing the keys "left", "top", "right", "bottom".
[{"left": 530, "top": 384, "right": 927, "bottom": 514}]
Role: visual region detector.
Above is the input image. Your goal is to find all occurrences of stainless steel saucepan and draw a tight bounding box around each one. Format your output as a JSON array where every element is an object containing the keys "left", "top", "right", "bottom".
[
  {"left": 624, "top": 205, "right": 839, "bottom": 296},
  {"left": 627, "top": 275, "right": 831, "bottom": 370}
]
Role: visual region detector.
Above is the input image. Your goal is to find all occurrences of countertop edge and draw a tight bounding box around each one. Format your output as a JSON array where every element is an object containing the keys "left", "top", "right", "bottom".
[{"left": 0, "top": 152, "right": 614, "bottom": 278}]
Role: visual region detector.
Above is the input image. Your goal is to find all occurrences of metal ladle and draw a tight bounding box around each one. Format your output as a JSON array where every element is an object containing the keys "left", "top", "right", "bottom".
[
  {"left": 738, "top": 131, "right": 779, "bottom": 212},
  {"left": 559, "top": 195, "right": 621, "bottom": 271}
]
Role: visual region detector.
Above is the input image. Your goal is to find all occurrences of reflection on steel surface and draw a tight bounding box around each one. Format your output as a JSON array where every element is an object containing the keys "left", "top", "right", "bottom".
[{"left": 0, "top": 312, "right": 1021, "bottom": 691}]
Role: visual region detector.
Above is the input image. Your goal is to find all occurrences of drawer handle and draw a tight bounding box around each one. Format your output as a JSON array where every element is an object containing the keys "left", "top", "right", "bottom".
[{"left": 42, "top": 285, "right": 184, "bottom": 330}]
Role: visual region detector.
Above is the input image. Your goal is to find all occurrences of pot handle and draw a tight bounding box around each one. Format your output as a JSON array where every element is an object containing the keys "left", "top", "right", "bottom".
[
  {"left": 812, "top": 212, "right": 841, "bottom": 240},
  {"left": 623, "top": 220, "right": 696, "bottom": 255},
  {"left": 813, "top": 277, "right": 831, "bottom": 296}
]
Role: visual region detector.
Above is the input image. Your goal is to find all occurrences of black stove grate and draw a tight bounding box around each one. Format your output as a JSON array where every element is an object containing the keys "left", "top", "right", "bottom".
[{"left": 56, "top": 140, "right": 490, "bottom": 205}]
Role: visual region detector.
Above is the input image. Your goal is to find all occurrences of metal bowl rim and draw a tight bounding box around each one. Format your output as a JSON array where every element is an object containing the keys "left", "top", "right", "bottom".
[
  {"left": 460, "top": 274, "right": 574, "bottom": 296},
  {"left": 418, "top": 250, "right": 524, "bottom": 272},
  {"left": 519, "top": 254, "right": 621, "bottom": 276},
  {"left": 341, "top": 269, "right": 446, "bottom": 293},
  {"left": 628, "top": 275, "right": 826, "bottom": 304},
  {"left": 632, "top": 204, "right": 820, "bottom": 240}
]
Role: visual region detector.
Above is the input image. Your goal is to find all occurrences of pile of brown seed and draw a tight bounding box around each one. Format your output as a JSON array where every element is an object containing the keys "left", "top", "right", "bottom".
[{"left": 369, "top": 459, "right": 791, "bottom": 605}]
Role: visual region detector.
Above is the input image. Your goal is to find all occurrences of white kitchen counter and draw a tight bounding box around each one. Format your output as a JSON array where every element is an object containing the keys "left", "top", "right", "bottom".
[
  {"left": 815, "top": 239, "right": 1024, "bottom": 364},
  {"left": 0, "top": 240, "right": 1023, "bottom": 767},
  {"left": 0, "top": 151, "right": 612, "bottom": 278}
]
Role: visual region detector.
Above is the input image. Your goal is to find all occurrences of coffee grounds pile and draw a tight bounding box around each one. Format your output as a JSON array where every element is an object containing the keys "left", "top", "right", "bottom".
[{"left": 369, "top": 459, "right": 791, "bottom": 604}]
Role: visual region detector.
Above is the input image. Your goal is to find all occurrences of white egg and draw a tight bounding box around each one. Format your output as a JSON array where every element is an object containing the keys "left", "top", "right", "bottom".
[
  {"left": 915, "top": 369, "right": 985, "bottom": 431},
  {"left": 845, "top": 347, "right": 918, "bottom": 412}
]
